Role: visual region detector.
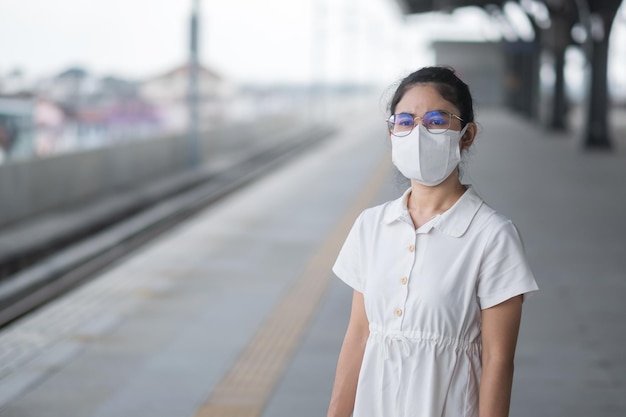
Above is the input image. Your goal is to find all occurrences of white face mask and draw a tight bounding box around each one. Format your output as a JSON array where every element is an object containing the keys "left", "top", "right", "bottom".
[{"left": 391, "top": 124, "right": 469, "bottom": 186}]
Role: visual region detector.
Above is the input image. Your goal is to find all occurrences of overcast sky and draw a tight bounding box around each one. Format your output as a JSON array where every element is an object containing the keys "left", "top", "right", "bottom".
[
  {"left": 0, "top": 0, "right": 624, "bottom": 88},
  {"left": 0, "top": 0, "right": 413, "bottom": 83}
]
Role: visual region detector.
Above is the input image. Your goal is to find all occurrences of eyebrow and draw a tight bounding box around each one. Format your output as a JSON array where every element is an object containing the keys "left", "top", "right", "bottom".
[{"left": 396, "top": 109, "right": 450, "bottom": 116}]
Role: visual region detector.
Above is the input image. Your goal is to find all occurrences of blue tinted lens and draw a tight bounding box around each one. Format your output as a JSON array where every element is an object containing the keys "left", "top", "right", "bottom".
[
  {"left": 423, "top": 111, "right": 448, "bottom": 127},
  {"left": 393, "top": 113, "right": 414, "bottom": 131}
]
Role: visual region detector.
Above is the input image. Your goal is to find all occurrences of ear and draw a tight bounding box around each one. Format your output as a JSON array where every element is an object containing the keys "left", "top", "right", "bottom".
[{"left": 460, "top": 123, "right": 477, "bottom": 151}]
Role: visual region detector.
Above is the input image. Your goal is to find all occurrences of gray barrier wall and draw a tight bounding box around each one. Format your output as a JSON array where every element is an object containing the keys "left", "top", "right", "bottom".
[{"left": 0, "top": 115, "right": 297, "bottom": 228}]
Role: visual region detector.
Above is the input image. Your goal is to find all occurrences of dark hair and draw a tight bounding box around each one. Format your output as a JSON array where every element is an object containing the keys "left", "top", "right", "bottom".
[{"left": 388, "top": 66, "right": 474, "bottom": 127}]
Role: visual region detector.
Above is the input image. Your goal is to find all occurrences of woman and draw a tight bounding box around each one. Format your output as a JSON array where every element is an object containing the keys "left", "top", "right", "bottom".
[{"left": 327, "top": 66, "right": 538, "bottom": 417}]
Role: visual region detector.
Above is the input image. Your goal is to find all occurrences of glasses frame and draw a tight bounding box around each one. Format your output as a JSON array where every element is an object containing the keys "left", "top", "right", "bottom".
[{"left": 386, "top": 110, "right": 464, "bottom": 137}]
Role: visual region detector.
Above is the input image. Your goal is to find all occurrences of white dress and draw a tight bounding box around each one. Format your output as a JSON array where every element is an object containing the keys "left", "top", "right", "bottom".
[{"left": 332, "top": 187, "right": 538, "bottom": 417}]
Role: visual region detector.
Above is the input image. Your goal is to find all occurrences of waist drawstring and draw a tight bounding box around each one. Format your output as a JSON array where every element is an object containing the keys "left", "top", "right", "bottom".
[
  {"left": 378, "top": 333, "right": 412, "bottom": 417},
  {"left": 382, "top": 333, "right": 412, "bottom": 360}
]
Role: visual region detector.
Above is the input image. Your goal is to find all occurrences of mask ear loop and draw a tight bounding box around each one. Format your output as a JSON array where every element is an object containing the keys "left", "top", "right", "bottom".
[{"left": 459, "top": 124, "right": 472, "bottom": 149}]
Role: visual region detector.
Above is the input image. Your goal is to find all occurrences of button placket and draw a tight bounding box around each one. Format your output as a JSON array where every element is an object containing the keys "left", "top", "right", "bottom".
[{"left": 395, "top": 235, "right": 416, "bottom": 327}]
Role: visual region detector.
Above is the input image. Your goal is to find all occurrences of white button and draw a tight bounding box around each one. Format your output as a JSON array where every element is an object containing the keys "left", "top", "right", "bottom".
[
  {"left": 400, "top": 276, "right": 408, "bottom": 285},
  {"left": 408, "top": 245, "right": 415, "bottom": 253},
  {"left": 395, "top": 308, "right": 403, "bottom": 317}
]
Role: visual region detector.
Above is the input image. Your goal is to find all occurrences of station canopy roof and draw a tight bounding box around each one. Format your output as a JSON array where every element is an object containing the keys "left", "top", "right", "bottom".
[
  {"left": 396, "top": 0, "right": 620, "bottom": 16},
  {"left": 397, "top": 0, "right": 507, "bottom": 14}
]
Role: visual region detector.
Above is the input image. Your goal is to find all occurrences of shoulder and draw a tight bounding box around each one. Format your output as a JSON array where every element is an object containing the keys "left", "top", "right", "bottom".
[
  {"left": 356, "top": 195, "right": 404, "bottom": 228},
  {"left": 469, "top": 201, "right": 529, "bottom": 257},
  {"left": 359, "top": 201, "right": 389, "bottom": 222},
  {"left": 471, "top": 199, "right": 518, "bottom": 235}
]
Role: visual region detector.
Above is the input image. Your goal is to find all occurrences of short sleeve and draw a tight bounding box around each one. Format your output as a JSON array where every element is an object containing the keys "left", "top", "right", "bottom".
[
  {"left": 477, "top": 220, "right": 538, "bottom": 309},
  {"left": 332, "top": 212, "right": 365, "bottom": 293}
]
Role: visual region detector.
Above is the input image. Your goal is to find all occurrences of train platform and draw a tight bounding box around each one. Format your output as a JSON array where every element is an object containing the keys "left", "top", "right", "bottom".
[{"left": 0, "top": 103, "right": 625, "bottom": 417}]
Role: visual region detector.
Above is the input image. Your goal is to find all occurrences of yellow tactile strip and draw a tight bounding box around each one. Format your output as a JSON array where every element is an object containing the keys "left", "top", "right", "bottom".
[{"left": 194, "top": 154, "right": 391, "bottom": 417}]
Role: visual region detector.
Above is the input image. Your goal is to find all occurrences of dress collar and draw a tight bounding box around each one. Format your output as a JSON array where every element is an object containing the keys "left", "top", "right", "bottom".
[{"left": 381, "top": 186, "right": 484, "bottom": 237}]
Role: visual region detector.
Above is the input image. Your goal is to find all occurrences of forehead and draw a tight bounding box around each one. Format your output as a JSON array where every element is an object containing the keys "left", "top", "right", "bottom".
[{"left": 396, "top": 84, "right": 459, "bottom": 114}]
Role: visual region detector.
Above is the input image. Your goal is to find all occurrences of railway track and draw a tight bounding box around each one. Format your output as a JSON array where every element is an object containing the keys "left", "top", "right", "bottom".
[{"left": 0, "top": 124, "right": 335, "bottom": 327}]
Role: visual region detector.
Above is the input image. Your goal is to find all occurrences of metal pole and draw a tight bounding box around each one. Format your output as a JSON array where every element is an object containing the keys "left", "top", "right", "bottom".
[
  {"left": 188, "top": 0, "right": 202, "bottom": 167},
  {"left": 311, "top": 0, "right": 326, "bottom": 121}
]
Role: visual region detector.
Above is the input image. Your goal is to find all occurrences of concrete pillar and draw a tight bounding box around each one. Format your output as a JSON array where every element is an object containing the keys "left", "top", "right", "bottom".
[
  {"left": 528, "top": 31, "right": 543, "bottom": 121},
  {"left": 543, "top": 12, "right": 573, "bottom": 131},
  {"left": 583, "top": 28, "right": 612, "bottom": 149},
  {"left": 581, "top": 1, "right": 622, "bottom": 149},
  {"left": 550, "top": 45, "right": 568, "bottom": 130}
]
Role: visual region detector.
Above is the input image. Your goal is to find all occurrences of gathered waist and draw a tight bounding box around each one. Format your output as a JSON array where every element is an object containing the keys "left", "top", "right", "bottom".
[{"left": 369, "top": 325, "right": 481, "bottom": 352}]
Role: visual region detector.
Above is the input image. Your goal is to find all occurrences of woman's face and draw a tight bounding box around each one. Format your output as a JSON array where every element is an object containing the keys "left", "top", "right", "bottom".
[
  {"left": 393, "top": 83, "right": 475, "bottom": 152},
  {"left": 394, "top": 84, "right": 464, "bottom": 133}
]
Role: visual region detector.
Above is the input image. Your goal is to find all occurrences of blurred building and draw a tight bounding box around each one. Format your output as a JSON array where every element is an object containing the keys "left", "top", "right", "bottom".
[
  {"left": 139, "top": 63, "right": 235, "bottom": 132},
  {"left": 28, "top": 67, "right": 161, "bottom": 157},
  {"left": 0, "top": 69, "right": 33, "bottom": 96},
  {"left": 0, "top": 96, "right": 36, "bottom": 162},
  {"left": 0, "top": 63, "right": 241, "bottom": 164}
]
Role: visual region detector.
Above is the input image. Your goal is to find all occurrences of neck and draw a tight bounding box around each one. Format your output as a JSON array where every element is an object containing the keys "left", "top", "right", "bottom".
[{"left": 408, "top": 172, "right": 466, "bottom": 215}]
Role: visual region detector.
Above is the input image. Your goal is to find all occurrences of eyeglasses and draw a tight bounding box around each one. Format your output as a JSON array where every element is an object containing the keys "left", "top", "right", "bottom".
[{"left": 386, "top": 110, "right": 463, "bottom": 136}]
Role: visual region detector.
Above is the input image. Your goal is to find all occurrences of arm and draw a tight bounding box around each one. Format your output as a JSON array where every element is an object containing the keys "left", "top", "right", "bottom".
[
  {"left": 327, "top": 290, "right": 370, "bottom": 417},
  {"left": 479, "top": 295, "right": 523, "bottom": 417}
]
